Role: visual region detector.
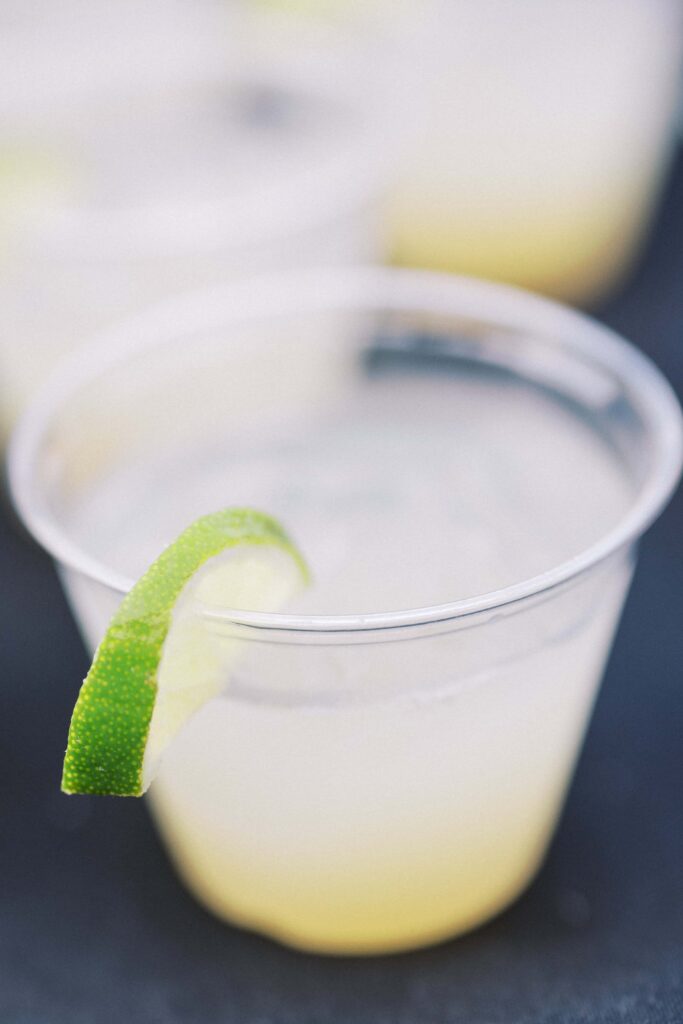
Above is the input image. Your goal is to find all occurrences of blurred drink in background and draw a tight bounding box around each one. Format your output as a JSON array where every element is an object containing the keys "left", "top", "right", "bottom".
[
  {"left": 234, "top": 0, "right": 683, "bottom": 305},
  {"left": 0, "top": 3, "right": 386, "bottom": 439},
  {"left": 390, "top": 0, "right": 683, "bottom": 304}
]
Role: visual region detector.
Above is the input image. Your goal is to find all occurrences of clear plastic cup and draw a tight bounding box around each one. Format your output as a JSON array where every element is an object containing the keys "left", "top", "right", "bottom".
[
  {"left": 228, "top": 0, "right": 683, "bottom": 303},
  {"left": 9, "top": 268, "right": 682, "bottom": 955},
  {"left": 225, "top": 0, "right": 683, "bottom": 301},
  {"left": 388, "top": 0, "right": 683, "bottom": 303},
  {"left": 0, "top": 66, "right": 386, "bottom": 439}
]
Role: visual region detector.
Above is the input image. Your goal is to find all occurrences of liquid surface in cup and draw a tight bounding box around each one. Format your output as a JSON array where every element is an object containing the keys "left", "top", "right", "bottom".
[
  {"left": 72, "top": 362, "right": 632, "bottom": 608},
  {"left": 65, "top": 356, "right": 635, "bottom": 952}
]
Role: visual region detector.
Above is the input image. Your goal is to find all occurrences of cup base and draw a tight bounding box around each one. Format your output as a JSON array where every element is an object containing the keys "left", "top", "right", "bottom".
[{"left": 150, "top": 798, "right": 551, "bottom": 956}]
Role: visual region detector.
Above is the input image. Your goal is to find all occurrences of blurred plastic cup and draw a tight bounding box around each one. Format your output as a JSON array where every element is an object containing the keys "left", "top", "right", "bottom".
[
  {"left": 235, "top": 0, "right": 683, "bottom": 304},
  {"left": 0, "top": 23, "right": 387, "bottom": 439},
  {"left": 9, "top": 268, "right": 682, "bottom": 953},
  {"left": 389, "top": 0, "right": 683, "bottom": 304}
]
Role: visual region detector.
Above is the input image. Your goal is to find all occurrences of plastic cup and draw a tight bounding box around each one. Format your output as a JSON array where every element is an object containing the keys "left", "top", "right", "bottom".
[
  {"left": 9, "top": 268, "right": 682, "bottom": 954},
  {"left": 0, "top": 64, "right": 386, "bottom": 439},
  {"left": 226, "top": 0, "right": 683, "bottom": 303},
  {"left": 387, "top": 0, "right": 683, "bottom": 303}
]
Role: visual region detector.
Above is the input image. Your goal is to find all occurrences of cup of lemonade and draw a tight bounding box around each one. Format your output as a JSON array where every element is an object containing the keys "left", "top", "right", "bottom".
[{"left": 10, "top": 268, "right": 682, "bottom": 954}]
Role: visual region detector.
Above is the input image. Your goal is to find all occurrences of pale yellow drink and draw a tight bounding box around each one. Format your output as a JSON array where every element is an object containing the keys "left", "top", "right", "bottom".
[
  {"left": 64, "top": 367, "right": 634, "bottom": 953},
  {"left": 389, "top": 0, "right": 683, "bottom": 303},
  {"left": 231, "top": 0, "right": 683, "bottom": 303}
]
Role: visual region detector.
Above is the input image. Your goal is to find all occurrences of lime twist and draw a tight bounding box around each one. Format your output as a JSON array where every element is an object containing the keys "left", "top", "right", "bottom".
[{"left": 62, "top": 508, "right": 308, "bottom": 796}]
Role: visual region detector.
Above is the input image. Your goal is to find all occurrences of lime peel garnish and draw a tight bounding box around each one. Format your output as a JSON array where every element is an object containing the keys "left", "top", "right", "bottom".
[{"left": 62, "top": 508, "right": 308, "bottom": 797}]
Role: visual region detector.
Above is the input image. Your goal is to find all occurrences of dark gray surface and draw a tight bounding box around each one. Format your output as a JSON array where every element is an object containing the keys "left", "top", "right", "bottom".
[{"left": 1, "top": 157, "right": 682, "bottom": 1024}]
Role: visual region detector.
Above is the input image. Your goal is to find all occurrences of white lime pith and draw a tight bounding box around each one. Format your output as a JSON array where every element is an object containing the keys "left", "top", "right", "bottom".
[{"left": 61, "top": 508, "right": 308, "bottom": 796}]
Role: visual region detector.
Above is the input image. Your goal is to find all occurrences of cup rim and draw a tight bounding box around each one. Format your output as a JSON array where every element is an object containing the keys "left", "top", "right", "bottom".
[{"left": 9, "top": 266, "right": 683, "bottom": 636}]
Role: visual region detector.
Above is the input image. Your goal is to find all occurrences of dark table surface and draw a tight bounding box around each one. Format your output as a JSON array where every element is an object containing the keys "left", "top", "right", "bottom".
[{"left": 1, "top": 157, "right": 682, "bottom": 1024}]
